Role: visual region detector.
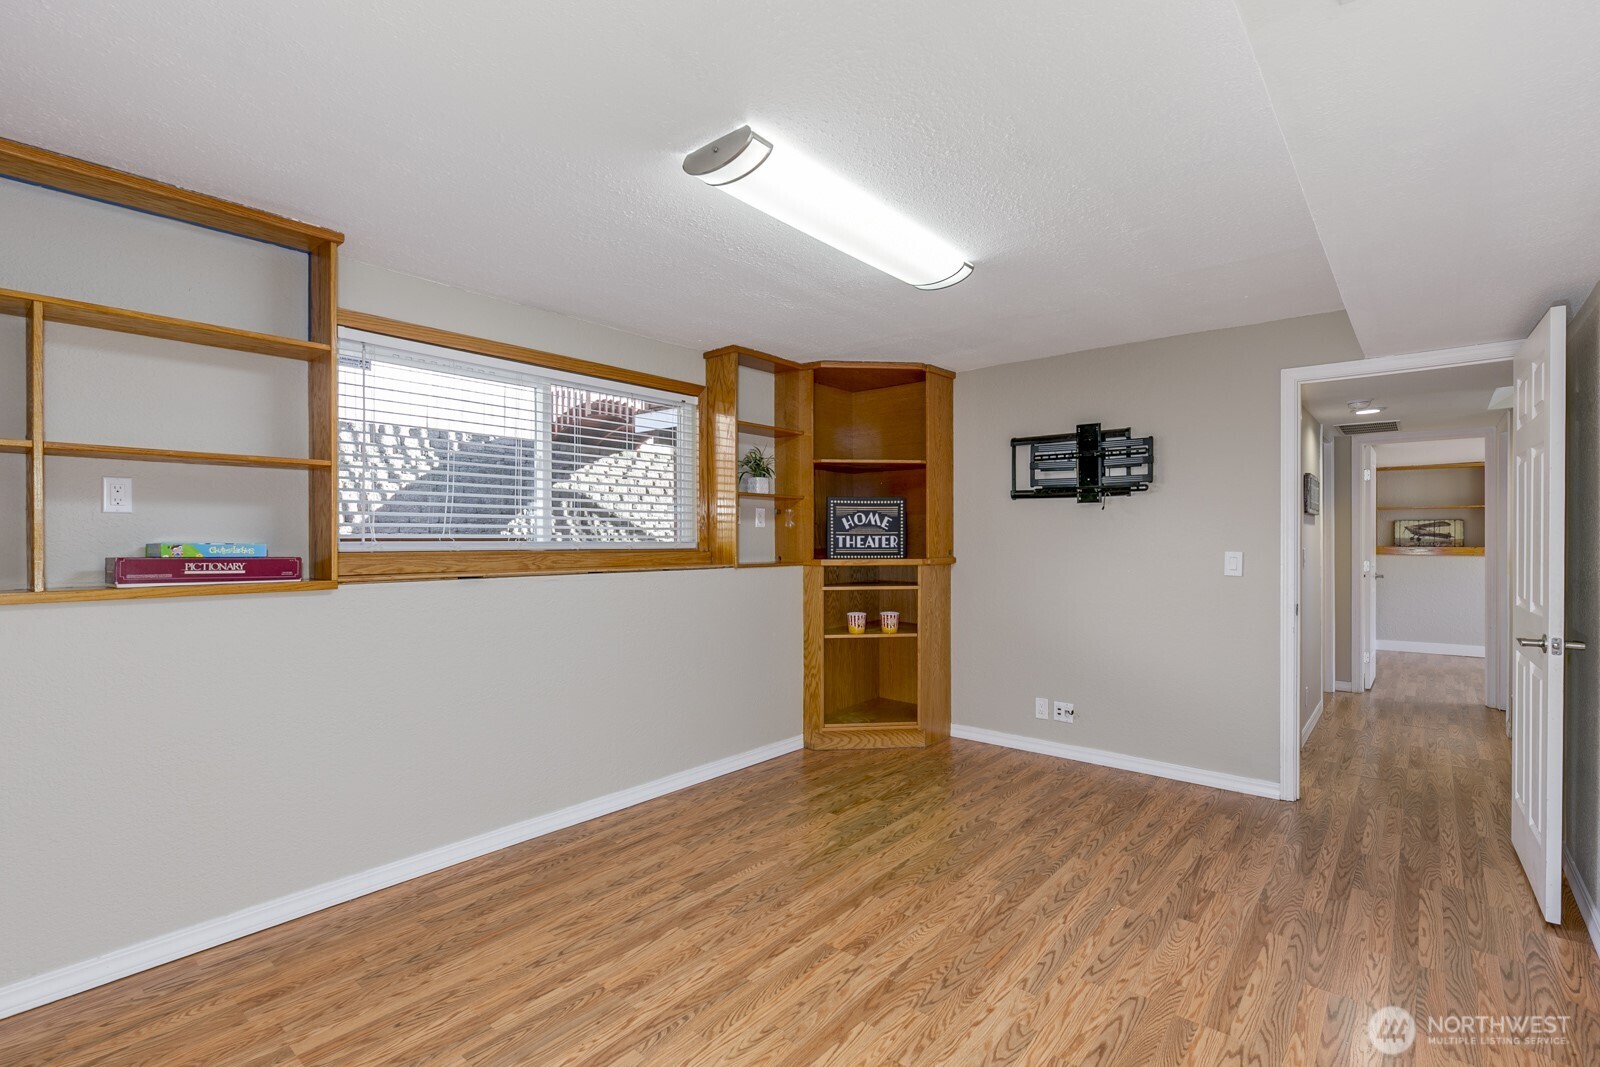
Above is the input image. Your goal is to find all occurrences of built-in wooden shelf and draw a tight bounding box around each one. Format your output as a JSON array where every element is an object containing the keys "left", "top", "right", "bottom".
[
  {"left": 824, "top": 697, "right": 919, "bottom": 726},
  {"left": 736, "top": 561, "right": 793, "bottom": 569},
  {"left": 1378, "top": 462, "right": 1484, "bottom": 472},
  {"left": 0, "top": 287, "right": 329, "bottom": 361},
  {"left": 823, "top": 582, "right": 919, "bottom": 591},
  {"left": 1377, "top": 504, "right": 1484, "bottom": 511},
  {"left": 1378, "top": 546, "right": 1485, "bottom": 556},
  {"left": 825, "top": 621, "right": 918, "bottom": 639},
  {"left": 813, "top": 458, "right": 926, "bottom": 473},
  {"left": 0, "top": 580, "right": 339, "bottom": 606},
  {"left": 737, "top": 420, "right": 803, "bottom": 439},
  {"left": 808, "top": 556, "right": 956, "bottom": 567},
  {"left": 44, "top": 442, "right": 331, "bottom": 470},
  {"left": 738, "top": 492, "right": 804, "bottom": 504},
  {"left": 0, "top": 138, "right": 344, "bottom": 608}
]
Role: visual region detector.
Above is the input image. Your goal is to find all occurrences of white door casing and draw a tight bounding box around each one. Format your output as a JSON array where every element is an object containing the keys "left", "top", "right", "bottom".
[
  {"left": 1361, "top": 444, "right": 1379, "bottom": 690},
  {"left": 1510, "top": 305, "right": 1567, "bottom": 925}
]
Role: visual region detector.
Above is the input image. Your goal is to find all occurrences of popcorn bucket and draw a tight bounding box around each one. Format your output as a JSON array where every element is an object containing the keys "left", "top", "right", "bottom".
[
  {"left": 879, "top": 611, "right": 900, "bottom": 634},
  {"left": 846, "top": 611, "right": 867, "bottom": 634}
]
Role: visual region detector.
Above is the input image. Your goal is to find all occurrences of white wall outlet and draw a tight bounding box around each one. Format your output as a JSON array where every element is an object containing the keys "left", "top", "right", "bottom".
[
  {"left": 754, "top": 507, "right": 767, "bottom": 528},
  {"left": 1223, "top": 550, "right": 1243, "bottom": 577},
  {"left": 102, "top": 477, "right": 133, "bottom": 513},
  {"left": 1035, "top": 697, "right": 1049, "bottom": 720},
  {"left": 1053, "top": 701, "right": 1074, "bottom": 723}
]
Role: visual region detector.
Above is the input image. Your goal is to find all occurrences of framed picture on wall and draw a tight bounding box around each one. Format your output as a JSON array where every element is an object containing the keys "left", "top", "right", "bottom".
[{"left": 1303, "top": 473, "right": 1321, "bottom": 515}]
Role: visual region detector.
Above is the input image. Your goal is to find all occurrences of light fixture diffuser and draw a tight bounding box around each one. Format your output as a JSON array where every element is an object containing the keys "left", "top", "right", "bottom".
[{"left": 684, "top": 125, "right": 973, "bottom": 290}]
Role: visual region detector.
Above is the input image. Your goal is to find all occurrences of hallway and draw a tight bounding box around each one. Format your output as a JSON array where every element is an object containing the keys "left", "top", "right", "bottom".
[{"left": 1301, "top": 651, "right": 1598, "bottom": 1062}]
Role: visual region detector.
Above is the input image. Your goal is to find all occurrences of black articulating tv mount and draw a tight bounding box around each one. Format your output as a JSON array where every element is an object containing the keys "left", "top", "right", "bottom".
[{"left": 1010, "top": 423, "right": 1155, "bottom": 503}]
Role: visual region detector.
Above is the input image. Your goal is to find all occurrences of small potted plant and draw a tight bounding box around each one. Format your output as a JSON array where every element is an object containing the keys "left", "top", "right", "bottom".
[{"left": 740, "top": 446, "right": 776, "bottom": 494}]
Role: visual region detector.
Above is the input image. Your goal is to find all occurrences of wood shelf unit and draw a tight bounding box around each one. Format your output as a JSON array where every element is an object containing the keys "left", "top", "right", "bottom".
[
  {"left": 825, "top": 621, "right": 918, "bottom": 639},
  {"left": 1375, "top": 462, "right": 1486, "bottom": 556},
  {"left": 0, "top": 139, "right": 344, "bottom": 606},
  {"left": 703, "top": 346, "right": 813, "bottom": 568},
  {"left": 1379, "top": 546, "right": 1485, "bottom": 557}
]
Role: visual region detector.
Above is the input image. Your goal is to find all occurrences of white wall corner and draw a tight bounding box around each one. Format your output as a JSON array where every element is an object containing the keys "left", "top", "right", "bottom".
[
  {"left": 1300, "top": 699, "right": 1325, "bottom": 748},
  {"left": 1564, "top": 846, "right": 1600, "bottom": 960},
  {"left": 0, "top": 734, "right": 803, "bottom": 1022},
  {"left": 950, "top": 724, "right": 1281, "bottom": 800}
]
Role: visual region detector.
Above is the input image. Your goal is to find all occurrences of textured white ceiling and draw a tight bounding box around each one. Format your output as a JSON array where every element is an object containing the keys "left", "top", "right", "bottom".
[
  {"left": 1235, "top": 0, "right": 1600, "bottom": 358},
  {"left": 1301, "top": 360, "right": 1512, "bottom": 434},
  {"left": 0, "top": 0, "right": 1342, "bottom": 370}
]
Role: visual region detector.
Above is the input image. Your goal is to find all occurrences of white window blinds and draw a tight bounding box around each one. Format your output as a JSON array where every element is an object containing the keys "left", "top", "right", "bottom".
[{"left": 337, "top": 329, "right": 699, "bottom": 549}]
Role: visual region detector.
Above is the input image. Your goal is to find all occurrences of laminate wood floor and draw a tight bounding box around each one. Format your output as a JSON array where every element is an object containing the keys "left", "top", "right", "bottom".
[{"left": 5, "top": 653, "right": 1599, "bottom": 1065}]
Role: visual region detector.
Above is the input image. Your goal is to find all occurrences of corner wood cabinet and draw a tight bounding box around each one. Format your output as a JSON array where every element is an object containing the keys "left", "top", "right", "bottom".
[{"left": 703, "top": 350, "right": 953, "bottom": 749}]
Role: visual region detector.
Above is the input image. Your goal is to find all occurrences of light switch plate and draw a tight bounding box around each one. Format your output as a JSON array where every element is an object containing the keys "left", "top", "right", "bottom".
[{"left": 1223, "top": 550, "right": 1243, "bottom": 577}]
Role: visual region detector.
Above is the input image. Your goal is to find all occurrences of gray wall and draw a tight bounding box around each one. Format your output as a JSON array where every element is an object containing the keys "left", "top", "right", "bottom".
[
  {"left": 1299, "top": 409, "right": 1323, "bottom": 729},
  {"left": 1566, "top": 281, "right": 1600, "bottom": 917},
  {"left": 951, "top": 312, "right": 1363, "bottom": 784},
  {"left": 1376, "top": 555, "right": 1486, "bottom": 650},
  {"left": 0, "top": 185, "right": 800, "bottom": 988}
]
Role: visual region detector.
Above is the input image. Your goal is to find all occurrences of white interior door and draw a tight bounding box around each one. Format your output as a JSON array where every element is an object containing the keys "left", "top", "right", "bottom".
[
  {"left": 1360, "top": 444, "right": 1379, "bottom": 689},
  {"left": 1510, "top": 305, "right": 1568, "bottom": 925}
]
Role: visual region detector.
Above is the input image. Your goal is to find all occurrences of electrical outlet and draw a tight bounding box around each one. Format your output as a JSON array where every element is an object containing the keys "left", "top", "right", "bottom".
[
  {"left": 103, "top": 477, "right": 133, "bottom": 513},
  {"left": 1035, "top": 697, "right": 1049, "bottom": 720},
  {"left": 1053, "top": 701, "right": 1074, "bottom": 723}
]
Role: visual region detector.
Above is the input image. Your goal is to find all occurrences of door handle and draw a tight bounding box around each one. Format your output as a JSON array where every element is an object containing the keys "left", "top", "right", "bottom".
[
  {"left": 1567, "top": 640, "right": 1588, "bottom": 651},
  {"left": 1517, "top": 635, "right": 1548, "bottom": 652}
]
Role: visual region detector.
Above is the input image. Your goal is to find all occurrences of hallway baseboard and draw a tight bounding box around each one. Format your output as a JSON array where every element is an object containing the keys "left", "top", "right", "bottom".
[
  {"left": 950, "top": 725, "right": 1280, "bottom": 799},
  {"left": 1565, "top": 847, "right": 1600, "bottom": 960},
  {"left": 1376, "top": 639, "right": 1485, "bottom": 658},
  {"left": 1300, "top": 699, "right": 1325, "bottom": 747}
]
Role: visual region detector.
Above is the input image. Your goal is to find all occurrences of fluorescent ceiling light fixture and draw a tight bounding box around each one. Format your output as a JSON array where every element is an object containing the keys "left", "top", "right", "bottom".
[
  {"left": 1347, "top": 400, "right": 1384, "bottom": 415},
  {"left": 684, "top": 126, "right": 974, "bottom": 291}
]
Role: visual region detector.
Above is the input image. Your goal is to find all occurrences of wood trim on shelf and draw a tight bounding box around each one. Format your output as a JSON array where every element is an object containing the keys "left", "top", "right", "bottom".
[
  {"left": 824, "top": 622, "right": 919, "bottom": 639},
  {"left": 813, "top": 458, "right": 927, "bottom": 473},
  {"left": 1377, "top": 546, "right": 1486, "bottom": 556},
  {"left": 703, "top": 349, "right": 740, "bottom": 568},
  {"left": 1376, "top": 504, "right": 1484, "bottom": 510},
  {"left": 336, "top": 548, "right": 719, "bottom": 583},
  {"left": 738, "top": 492, "right": 804, "bottom": 503},
  {"left": 822, "top": 583, "right": 918, "bottom": 590},
  {"left": 808, "top": 557, "right": 956, "bottom": 567},
  {"left": 1377, "top": 462, "right": 1485, "bottom": 472},
  {"left": 736, "top": 420, "right": 804, "bottom": 438},
  {"left": 307, "top": 242, "right": 339, "bottom": 585},
  {"left": 341, "top": 309, "right": 704, "bottom": 398},
  {"left": 26, "top": 302, "right": 45, "bottom": 593},
  {"left": 702, "top": 344, "right": 806, "bottom": 372},
  {"left": 0, "top": 136, "right": 344, "bottom": 252},
  {"left": 0, "top": 288, "right": 327, "bottom": 361},
  {"left": 43, "top": 442, "right": 331, "bottom": 470},
  {"left": 0, "top": 581, "right": 339, "bottom": 607}
]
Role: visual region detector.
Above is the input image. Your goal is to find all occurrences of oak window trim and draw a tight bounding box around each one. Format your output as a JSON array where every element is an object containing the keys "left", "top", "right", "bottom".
[{"left": 334, "top": 309, "right": 717, "bottom": 583}]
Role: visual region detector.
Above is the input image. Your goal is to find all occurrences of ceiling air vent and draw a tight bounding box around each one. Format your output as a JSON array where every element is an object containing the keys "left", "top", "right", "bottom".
[{"left": 1339, "top": 421, "right": 1401, "bottom": 435}]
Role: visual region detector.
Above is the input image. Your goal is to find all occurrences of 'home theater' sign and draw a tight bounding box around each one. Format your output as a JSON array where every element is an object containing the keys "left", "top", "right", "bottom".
[{"left": 826, "top": 498, "right": 908, "bottom": 559}]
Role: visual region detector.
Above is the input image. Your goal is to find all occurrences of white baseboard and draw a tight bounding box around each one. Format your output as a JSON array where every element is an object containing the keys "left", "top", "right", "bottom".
[
  {"left": 1376, "top": 639, "right": 1486, "bottom": 658},
  {"left": 1301, "top": 699, "right": 1325, "bottom": 748},
  {"left": 1565, "top": 846, "right": 1600, "bottom": 960},
  {"left": 0, "top": 735, "right": 803, "bottom": 1022},
  {"left": 1333, "top": 680, "right": 1355, "bottom": 692},
  {"left": 950, "top": 724, "right": 1280, "bottom": 800}
]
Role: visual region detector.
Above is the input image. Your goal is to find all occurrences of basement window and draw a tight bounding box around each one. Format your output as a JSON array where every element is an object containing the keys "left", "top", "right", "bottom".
[{"left": 334, "top": 320, "right": 707, "bottom": 581}]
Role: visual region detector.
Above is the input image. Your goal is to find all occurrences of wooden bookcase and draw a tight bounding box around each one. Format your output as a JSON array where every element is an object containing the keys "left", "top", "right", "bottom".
[
  {"left": 1375, "top": 461, "right": 1486, "bottom": 556},
  {"left": 0, "top": 138, "right": 343, "bottom": 605},
  {"left": 702, "top": 346, "right": 813, "bottom": 567}
]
